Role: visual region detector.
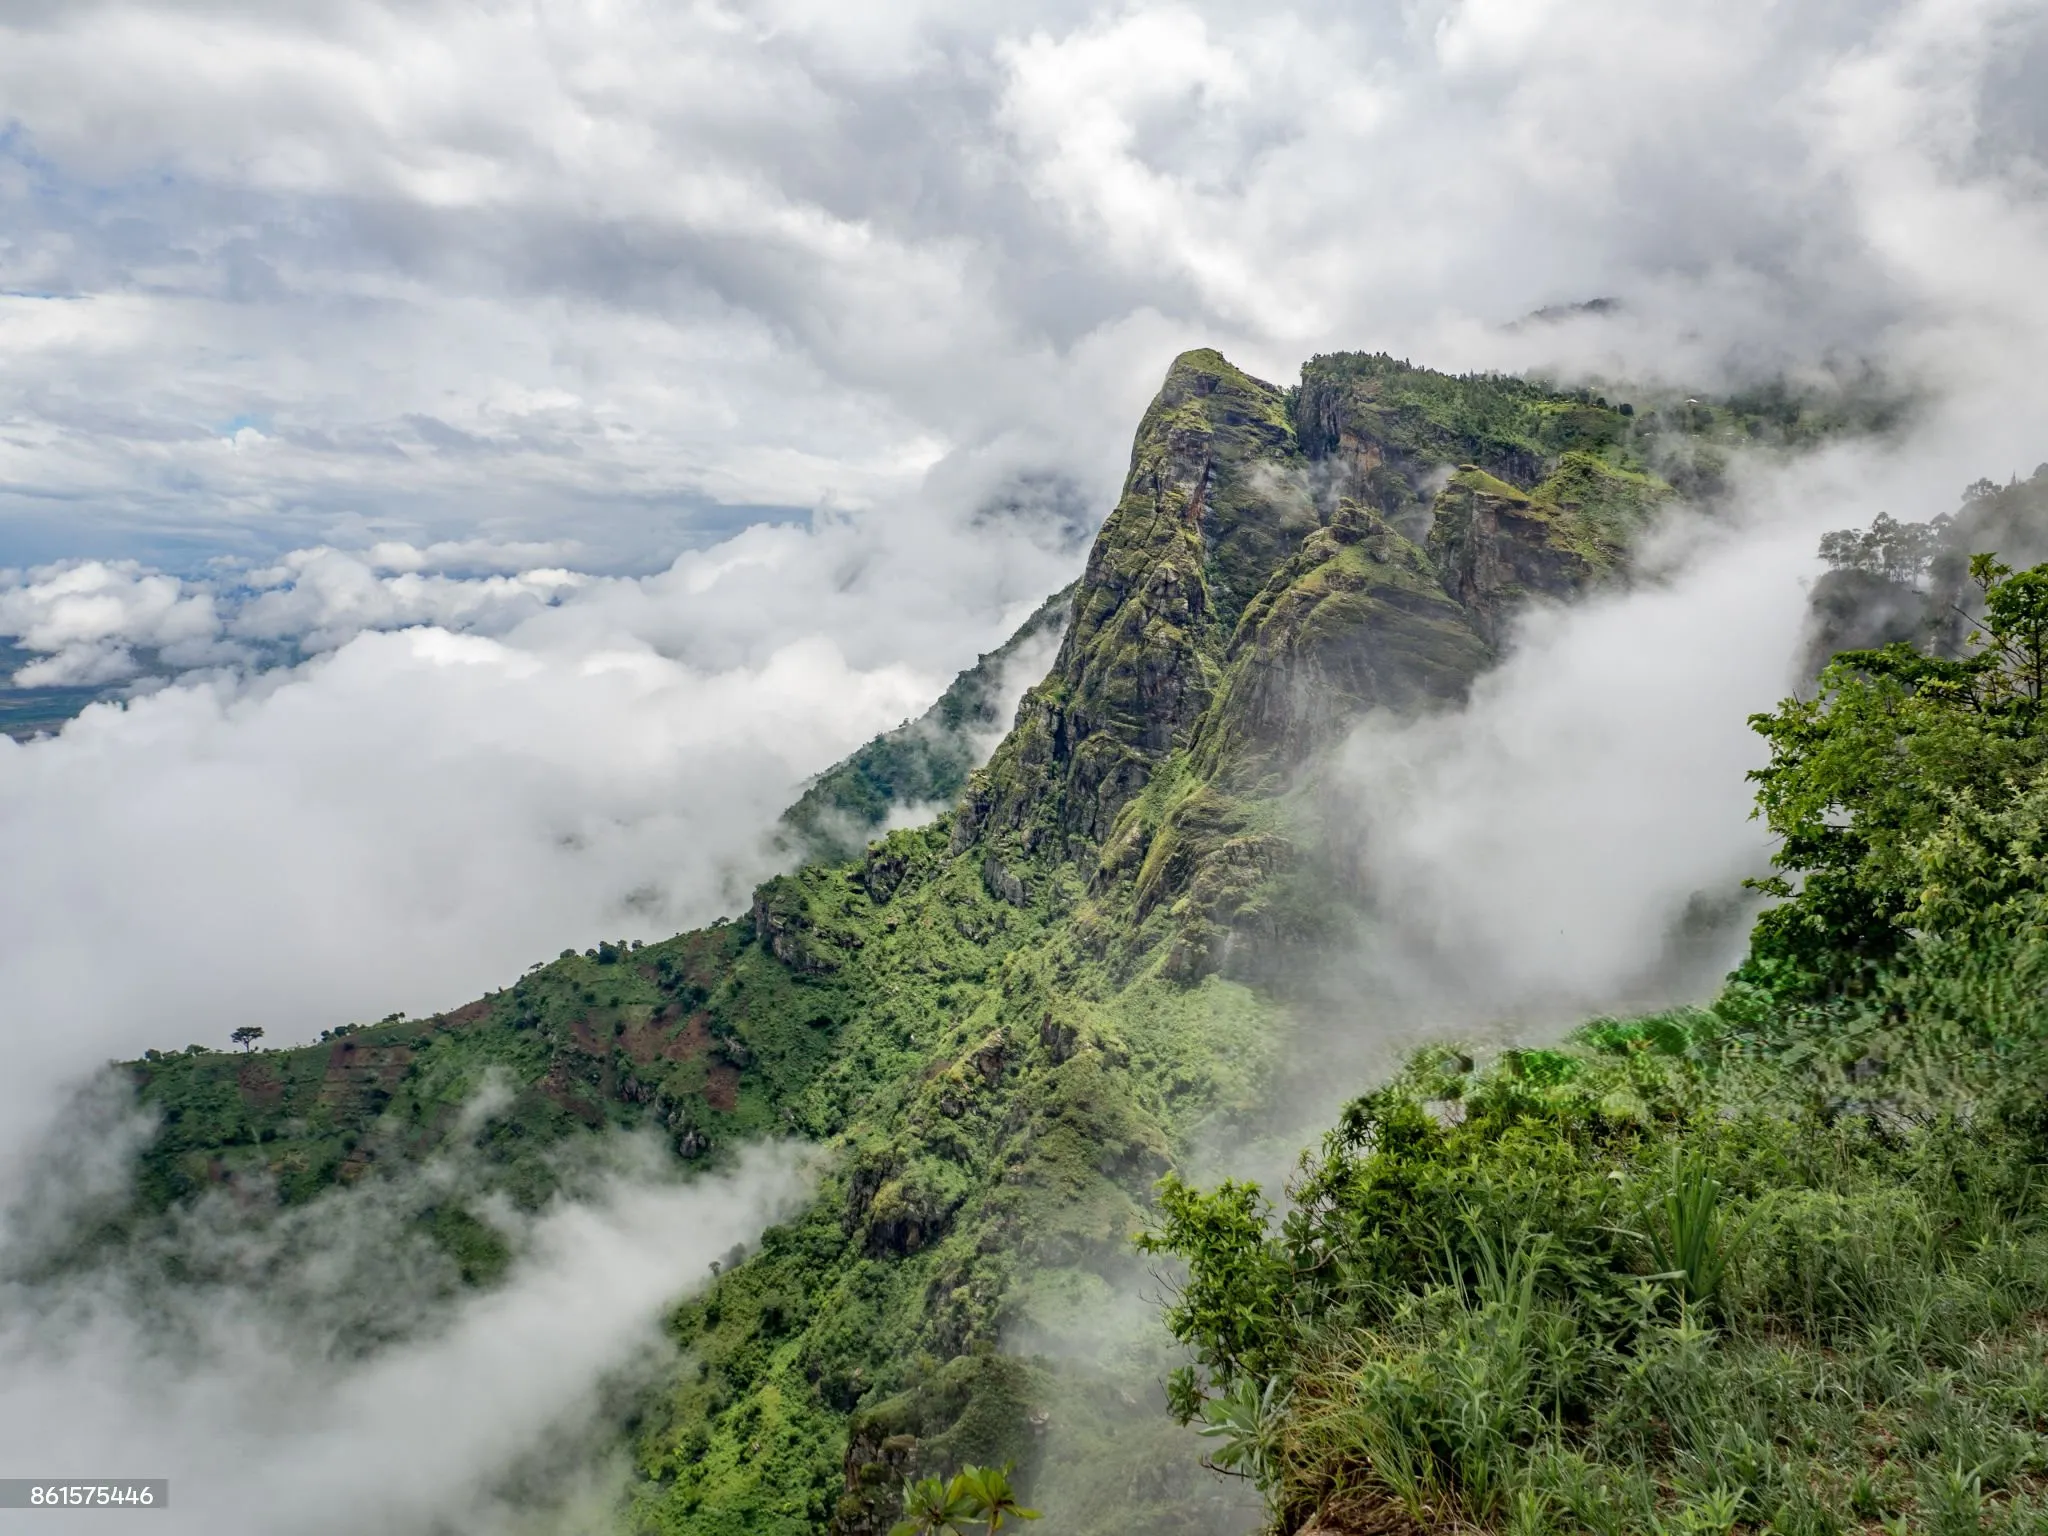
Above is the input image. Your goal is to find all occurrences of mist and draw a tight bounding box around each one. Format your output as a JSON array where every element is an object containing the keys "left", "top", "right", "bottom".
[{"left": 0, "top": 1081, "right": 811, "bottom": 1536}]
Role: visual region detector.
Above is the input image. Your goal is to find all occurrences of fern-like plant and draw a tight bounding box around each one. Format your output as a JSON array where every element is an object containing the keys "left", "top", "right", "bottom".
[
  {"left": 1637, "top": 1151, "right": 1762, "bottom": 1310},
  {"left": 891, "top": 1464, "right": 1039, "bottom": 1536},
  {"left": 1194, "top": 1374, "right": 1290, "bottom": 1498}
]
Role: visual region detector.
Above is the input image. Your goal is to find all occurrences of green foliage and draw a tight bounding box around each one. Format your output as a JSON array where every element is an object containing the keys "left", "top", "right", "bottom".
[
  {"left": 1742, "top": 555, "right": 2048, "bottom": 998},
  {"left": 1193, "top": 1375, "right": 1291, "bottom": 1499},
  {"left": 1632, "top": 1150, "right": 1762, "bottom": 1313},
  {"left": 890, "top": 1463, "right": 1040, "bottom": 1536},
  {"left": 1818, "top": 510, "right": 1950, "bottom": 581},
  {"left": 955, "top": 1464, "right": 1040, "bottom": 1533},
  {"left": 1139, "top": 1178, "right": 1290, "bottom": 1384},
  {"left": 891, "top": 1474, "right": 976, "bottom": 1536},
  {"left": 1145, "top": 992, "right": 2048, "bottom": 1534}
]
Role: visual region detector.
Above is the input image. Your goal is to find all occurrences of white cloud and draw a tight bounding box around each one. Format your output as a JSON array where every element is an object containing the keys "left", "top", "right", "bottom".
[
  {"left": 0, "top": 0, "right": 2038, "bottom": 569},
  {"left": 0, "top": 1112, "right": 812, "bottom": 1536},
  {"left": 1326, "top": 457, "right": 1845, "bottom": 1027},
  {"left": 0, "top": 560, "right": 231, "bottom": 683}
]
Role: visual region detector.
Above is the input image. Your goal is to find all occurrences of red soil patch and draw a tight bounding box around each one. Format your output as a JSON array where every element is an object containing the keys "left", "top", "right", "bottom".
[
  {"left": 236, "top": 1060, "right": 285, "bottom": 1110},
  {"left": 434, "top": 997, "right": 492, "bottom": 1030},
  {"left": 569, "top": 1014, "right": 611, "bottom": 1055},
  {"left": 315, "top": 1039, "right": 413, "bottom": 1110},
  {"left": 619, "top": 1008, "right": 712, "bottom": 1067},
  {"left": 705, "top": 1062, "right": 741, "bottom": 1112},
  {"left": 539, "top": 1061, "right": 604, "bottom": 1127}
]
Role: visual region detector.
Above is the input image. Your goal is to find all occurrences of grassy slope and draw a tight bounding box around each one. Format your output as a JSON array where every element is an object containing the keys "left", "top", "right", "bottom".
[
  {"left": 1149, "top": 950, "right": 2048, "bottom": 1536},
  {"left": 131, "top": 921, "right": 830, "bottom": 1233},
  {"left": 107, "top": 350, "right": 1887, "bottom": 1535}
]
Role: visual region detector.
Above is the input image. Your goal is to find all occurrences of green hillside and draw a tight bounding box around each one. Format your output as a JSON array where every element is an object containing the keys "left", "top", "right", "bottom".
[
  {"left": 1147, "top": 550, "right": 2048, "bottom": 1536},
  {"left": 104, "top": 347, "right": 1980, "bottom": 1536}
]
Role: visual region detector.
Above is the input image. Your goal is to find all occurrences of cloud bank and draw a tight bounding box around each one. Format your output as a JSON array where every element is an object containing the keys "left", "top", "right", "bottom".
[
  {"left": 0, "top": 1099, "right": 811, "bottom": 1536},
  {"left": 1, "top": 0, "right": 2045, "bottom": 566}
]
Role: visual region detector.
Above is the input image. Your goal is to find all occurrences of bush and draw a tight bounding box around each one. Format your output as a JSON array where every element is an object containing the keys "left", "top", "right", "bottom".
[{"left": 1144, "top": 985, "right": 2048, "bottom": 1533}]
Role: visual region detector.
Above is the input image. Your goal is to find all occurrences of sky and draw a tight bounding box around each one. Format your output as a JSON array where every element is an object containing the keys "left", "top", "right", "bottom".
[{"left": 2, "top": 2, "right": 2048, "bottom": 1529}]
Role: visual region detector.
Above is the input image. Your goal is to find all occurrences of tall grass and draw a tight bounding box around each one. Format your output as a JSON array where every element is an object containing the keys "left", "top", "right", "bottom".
[{"left": 1148, "top": 935, "right": 2048, "bottom": 1533}]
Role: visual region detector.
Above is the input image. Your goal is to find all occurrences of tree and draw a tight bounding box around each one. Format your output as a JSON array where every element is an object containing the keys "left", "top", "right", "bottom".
[
  {"left": 1816, "top": 510, "right": 1949, "bottom": 583},
  {"left": 1740, "top": 555, "right": 2048, "bottom": 998},
  {"left": 230, "top": 1026, "right": 265, "bottom": 1052},
  {"left": 954, "top": 1465, "right": 1039, "bottom": 1534},
  {"left": 890, "top": 1474, "right": 974, "bottom": 1536},
  {"left": 889, "top": 1465, "right": 1039, "bottom": 1536}
]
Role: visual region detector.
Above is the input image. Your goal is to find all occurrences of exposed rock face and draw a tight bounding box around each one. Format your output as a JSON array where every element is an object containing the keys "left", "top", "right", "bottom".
[
  {"left": 1297, "top": 351, "right": 1569, "bottom": 534},
  {"left": 956, "top": 349, "right": 1314, "bottom": 856},
  {"left": 860, "top": 844, "right": 912, "bottom": 904},
  {"left": 1426, "top": 453, "right": 1672, "bottom": 648},
  {"left": 980, "top": 854, "right": 1028, "bottom": 907},
  {"left": 1196, "top": 500, "right": 1491, "bottom": 787},
  {"left": 835, "top": 1426, "right": 919, "bottom": 1536},
  {"left": 1426, "top": 468, "right": 1608, "bottom": 648},
  {"left": 862, "top": 1168, "right": 967, "bottom": 1258},
  {"left": 944, "top": 348, "right": 1673, "bottom": 982}
]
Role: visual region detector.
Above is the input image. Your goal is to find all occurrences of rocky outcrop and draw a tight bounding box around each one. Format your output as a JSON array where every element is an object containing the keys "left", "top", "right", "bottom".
[
  {"left": 1195, "top": 501, "right": 1490, "bottom": 787},
  {"left": 948, "top": 349, "right": 1680, "bottom": 983},
  {"left": 1297, "top": 352, "right": 1584, "bottom": 534},
  {"left": 981, "top": 855, "right": 1028, "bottom": 908},
  {"left": 956, "top": 349, "right": 1314, "bottom": 856},
  {"left": 1425, "top": 468, "right": 1605, "bottom": 648},
  {"left": 751, "top": 875, "right": 847, "bottom": 974},
  {"left": 836, "top": 1357, "right": 1045, "bottom": 1536},
  {"left": 1425, "top": 454, "right": 1667, "bottom": 649}
]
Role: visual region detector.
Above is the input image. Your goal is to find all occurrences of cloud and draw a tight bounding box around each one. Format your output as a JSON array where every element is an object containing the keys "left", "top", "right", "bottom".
[
  {"left": 0, "top": 1093, "right": 812, "bottom": 1536},
  {"left": 0, "top": 0, "right": 2043, "bottom": 571},
  {"left": 0, "top": 560, "right": 232, "bottom": 683},
  {"left": 1324, "top": 470, "right": 1822, "bottom": 1029}
]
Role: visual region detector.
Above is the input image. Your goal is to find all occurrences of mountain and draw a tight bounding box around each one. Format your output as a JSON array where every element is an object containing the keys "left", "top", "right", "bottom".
[{"left": 103, "top": 348, "right": 1896, "bottom": 1535}]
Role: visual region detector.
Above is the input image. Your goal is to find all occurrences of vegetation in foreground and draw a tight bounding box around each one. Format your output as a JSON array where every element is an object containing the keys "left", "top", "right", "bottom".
[{"left": 1147, "top": 557, "right": 2048, "bottom": 1535}]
